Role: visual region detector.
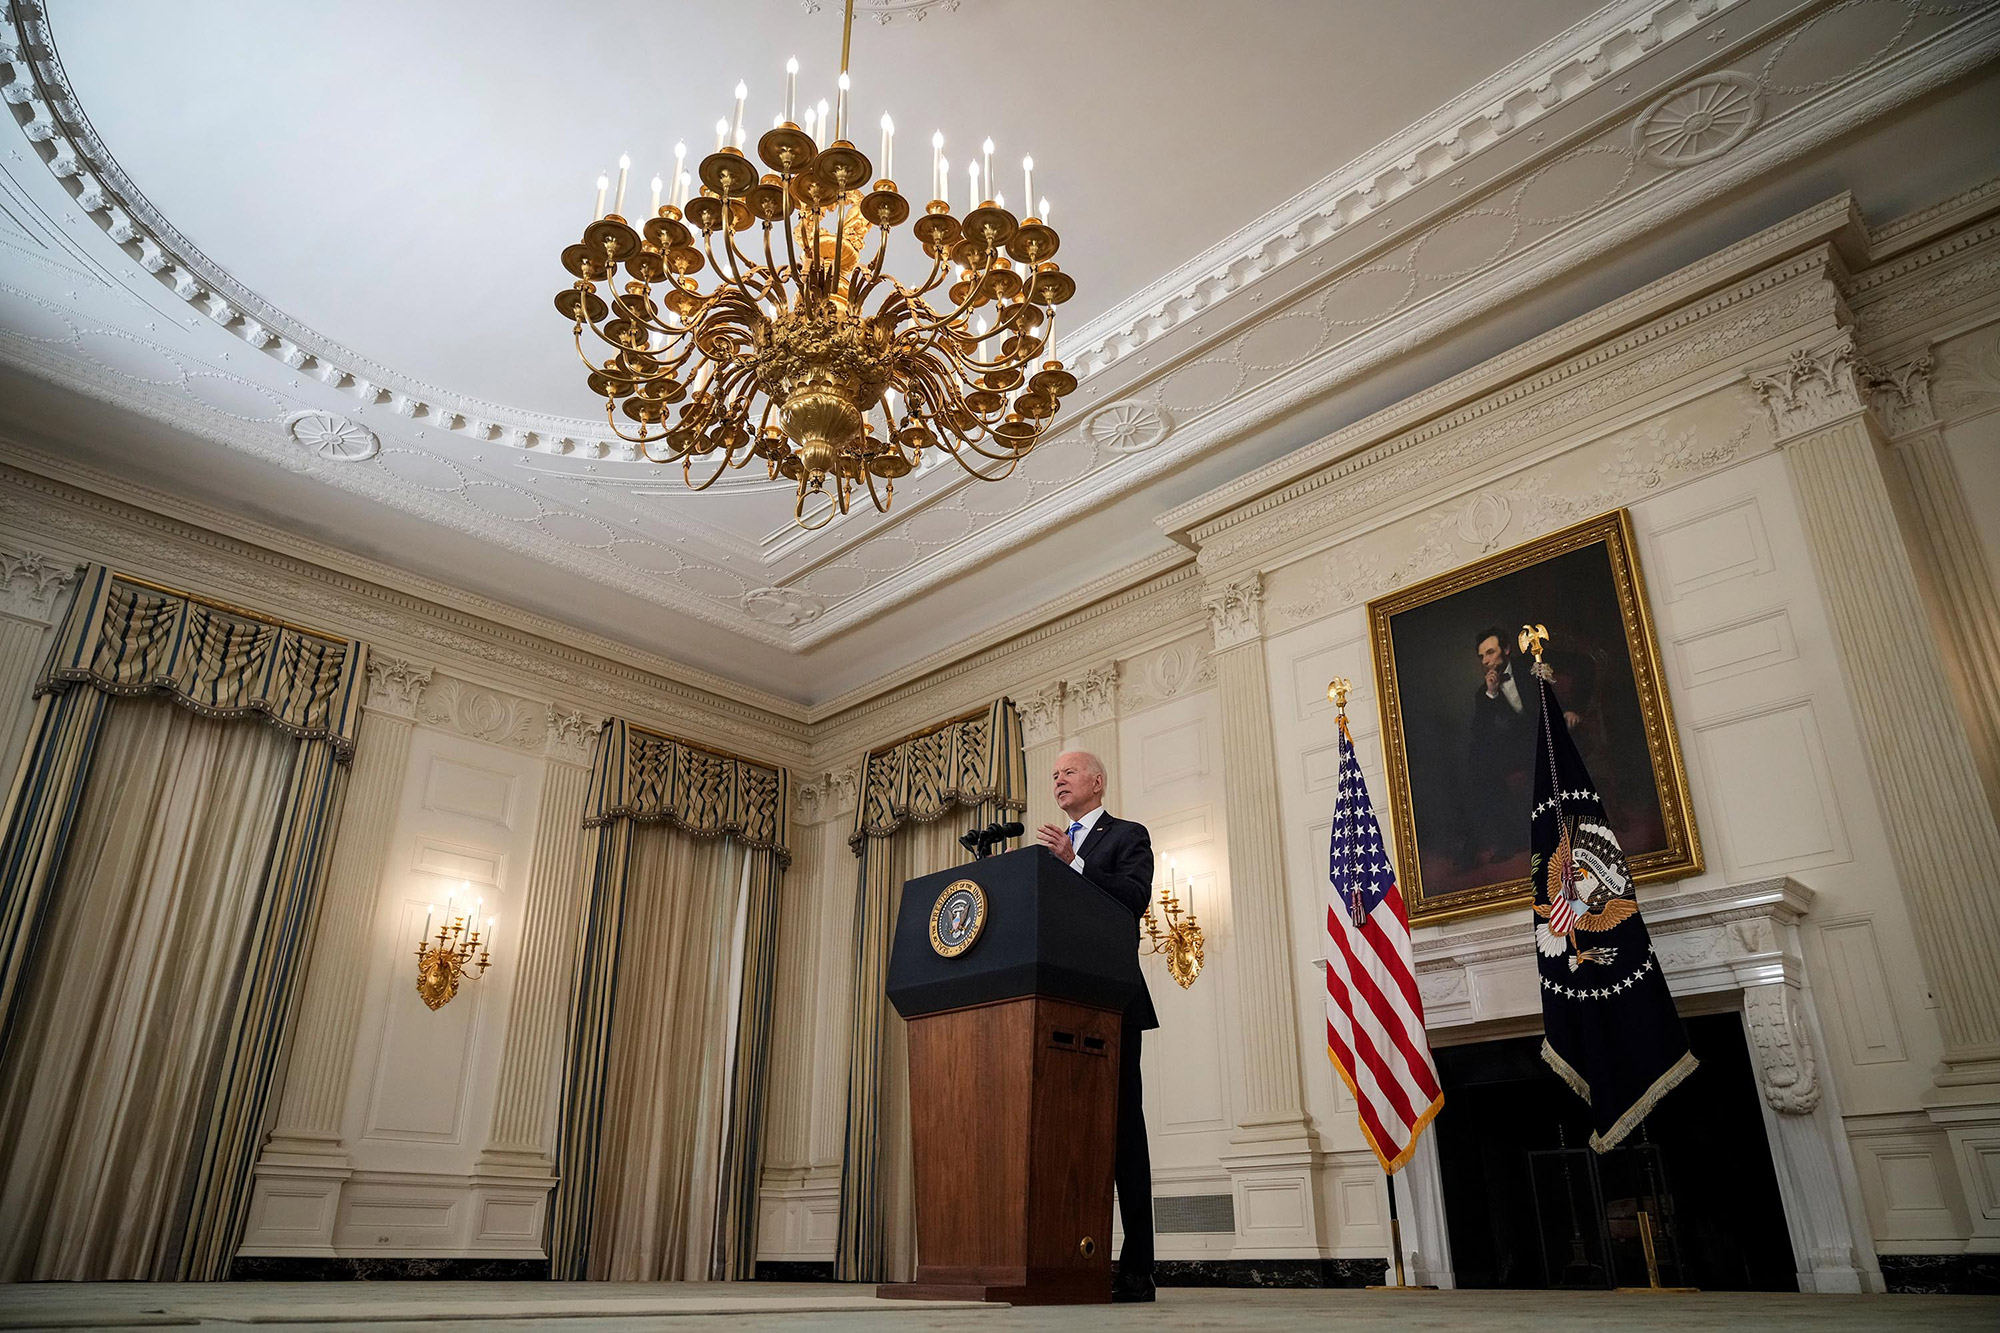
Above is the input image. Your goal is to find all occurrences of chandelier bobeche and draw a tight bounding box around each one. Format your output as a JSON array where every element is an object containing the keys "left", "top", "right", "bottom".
[{"left": 554, "top": 3, "right": 1077, "bottom": 529}]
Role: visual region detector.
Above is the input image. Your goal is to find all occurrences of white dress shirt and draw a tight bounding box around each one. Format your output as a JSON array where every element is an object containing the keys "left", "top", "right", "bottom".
[
  {"left": 1489, "top": 664, "right": 1524, "bottom": 714},
  {"left": 1065, "top": 805, "right": 1106, "bottom": 873}
]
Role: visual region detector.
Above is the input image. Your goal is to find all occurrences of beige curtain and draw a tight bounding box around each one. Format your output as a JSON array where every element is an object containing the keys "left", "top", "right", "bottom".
[
  {"left": 586, "top": 826, "right": 750, "bottom": 1280},
  {"left": 0, "top": 699, "right": 295, "bottom": 1279}
]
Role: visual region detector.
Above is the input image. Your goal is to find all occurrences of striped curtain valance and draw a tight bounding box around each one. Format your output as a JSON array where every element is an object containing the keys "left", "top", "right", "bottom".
[
  {"left": 39, "top": 567, "right": 366, "bottom": 761},
  {"left": 848, "top": 698, "right": 1026, "bottom": 849},
  {"left": 584, "top": 720, "right": 790, "bottom": 865}
]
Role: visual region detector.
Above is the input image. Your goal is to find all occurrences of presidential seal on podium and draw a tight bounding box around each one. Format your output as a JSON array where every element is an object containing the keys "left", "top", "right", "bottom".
[{"left": 929, "top": 879, "right": 987, "bottom": 957}]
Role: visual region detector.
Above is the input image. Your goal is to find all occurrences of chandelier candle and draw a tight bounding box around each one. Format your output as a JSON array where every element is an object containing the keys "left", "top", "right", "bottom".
[
  {"left": 592, "top": 173, "right": 607, "bottom": 221},
  {"left": 1022, "top": 157, "right": 1033, "bottom": 215},
  {"left": 836, "top": 72, "right": 850, "bottom": 141},
  {"left": 650, "top": 174, "right": 663, "bottom": 215},
  {"left": 785, "top": 56, "right": 798, "bottom": 124},
  {"left": 731, "top": 81, "right": 747, "bottom": 148},
  {"left": 552, "top": 0, "right": 1078, "bottom": 528},
  {"left": 614, "top": 153, "right": 631, "bottom": 217},
  {"left": 981, "top": 137, "right": 994, "bottom": 198}
]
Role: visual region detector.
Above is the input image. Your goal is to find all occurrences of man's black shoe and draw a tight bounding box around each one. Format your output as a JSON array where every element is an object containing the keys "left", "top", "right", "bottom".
[{"left": 1110, "top": 1275, "right": 1156, "bottom": 1303}]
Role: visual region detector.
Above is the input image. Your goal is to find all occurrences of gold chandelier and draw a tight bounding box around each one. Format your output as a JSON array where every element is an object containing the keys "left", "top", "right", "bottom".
[
  {"left": 1142, "top": 855, "right": 1204, "bottom": 989},
  {"left": 553, "top": 0, "right": 1078, "bottom": 529}
]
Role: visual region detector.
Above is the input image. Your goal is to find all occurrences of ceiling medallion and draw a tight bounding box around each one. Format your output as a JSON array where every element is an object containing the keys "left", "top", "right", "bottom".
[
  {"left": 1084, "top": 402, "right": 1171, "bottom": 454},
  {"left": 553, "top": 0, "right": 1078, "bottom": 530},
  {"left": 742, "top": 586, "right": 825, "bottom": 627},
  {"left": 286, "top": 410, "right": 379, "bottom": 461},
  {"left": 1635, "top": 72, "right": 1761, "bottom": 168}
]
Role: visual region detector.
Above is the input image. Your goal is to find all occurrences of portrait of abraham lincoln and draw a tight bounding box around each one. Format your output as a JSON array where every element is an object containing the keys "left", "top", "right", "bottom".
[{"left": 1367, "top": 509, "right": 1700, "bottom": 924}]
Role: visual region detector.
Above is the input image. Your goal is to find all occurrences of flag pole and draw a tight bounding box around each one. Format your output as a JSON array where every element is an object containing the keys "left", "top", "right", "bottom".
[
  {"left": 1330, "top": 675, "right": 1431, "bottom": 1294},
  {"left": 1384, "top": 1165, "right": 1408, "bottom": 1289}
]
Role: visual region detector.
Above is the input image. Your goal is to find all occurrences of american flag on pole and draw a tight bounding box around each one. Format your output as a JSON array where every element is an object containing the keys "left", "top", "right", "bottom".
[{"left": 1326, "top": 713, "right": 1443, "bottom": 1172}]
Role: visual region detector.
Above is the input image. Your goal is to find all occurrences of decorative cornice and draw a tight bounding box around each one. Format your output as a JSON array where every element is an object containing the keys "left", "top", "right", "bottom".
[{"left": 0, "top": 461, "right": 813, "bottom": 763}]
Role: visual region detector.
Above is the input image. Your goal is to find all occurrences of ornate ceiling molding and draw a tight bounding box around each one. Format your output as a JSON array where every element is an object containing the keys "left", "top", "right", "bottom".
[{"left": 2, "top": 0, "right": 1996, "bottom": 668}]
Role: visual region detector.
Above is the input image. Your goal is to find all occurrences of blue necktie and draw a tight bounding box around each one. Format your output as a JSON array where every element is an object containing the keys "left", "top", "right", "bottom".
[{"left": 1068, "top": 821, "right": 1084, "bottom": 852}]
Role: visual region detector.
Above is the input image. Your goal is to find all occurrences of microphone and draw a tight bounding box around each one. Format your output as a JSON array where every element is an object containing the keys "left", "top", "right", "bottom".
[{"left": 960, "top": 821, "right": 1026, "bottom": 860}]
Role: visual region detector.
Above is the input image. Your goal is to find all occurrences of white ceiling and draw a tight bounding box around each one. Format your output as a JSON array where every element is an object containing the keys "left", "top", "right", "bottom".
[{"left": 3, "top": 0, "right": 1997, "bottom": 704}]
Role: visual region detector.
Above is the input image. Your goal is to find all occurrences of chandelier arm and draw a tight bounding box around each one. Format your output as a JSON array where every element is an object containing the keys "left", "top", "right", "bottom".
[
  {"left": 863, "top": 466, "right": 890, "bottom": 513},
  {"left": 937, "top": 443, "right": 1018, "bottom": 481},
  {"left": 681, "top": 444, "right": 736, "bottom": 491},
  {"left": 780, "top": 191, "right": 805, "bottom": 305},
  {"left": 760, "top": 224, "right": 790, "bottom": 309},
  {"left": 796, "top": 484, "right": 837, "bottom": 530}
]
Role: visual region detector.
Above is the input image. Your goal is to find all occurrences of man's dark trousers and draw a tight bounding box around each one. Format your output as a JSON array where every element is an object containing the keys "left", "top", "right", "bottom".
[{"left": 1116, "top": 1023, "right": 1153, "bottom": 1276}]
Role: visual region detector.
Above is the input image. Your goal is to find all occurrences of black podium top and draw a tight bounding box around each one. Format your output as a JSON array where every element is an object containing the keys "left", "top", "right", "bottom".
[{"left": 886, "top": 846, "right": 1147, "bottom": 1020}]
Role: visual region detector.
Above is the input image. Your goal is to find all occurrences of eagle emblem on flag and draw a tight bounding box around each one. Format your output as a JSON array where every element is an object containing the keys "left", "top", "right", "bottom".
[{"left": 1533, "top": 818, "right": 1639, "bottom": 967}]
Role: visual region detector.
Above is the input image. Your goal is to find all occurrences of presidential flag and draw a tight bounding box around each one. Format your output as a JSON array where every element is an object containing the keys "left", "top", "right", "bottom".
[
  {"left": 1326, "top": 712, "right": 1442, "bottom": 1172},
  {"left": 1530, "top": 664, "right": 1696, "bottom": 1151}
]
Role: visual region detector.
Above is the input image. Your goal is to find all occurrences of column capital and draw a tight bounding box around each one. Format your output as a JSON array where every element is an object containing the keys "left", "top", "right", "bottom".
[
  {"left": 1017, "top": 681, "right": 1067, "bottom": 748},
  {"left": 1746, "top": 331, "right": 1869, "bottom": 444},
  {"left": 545, "top": 705, "right": 600, "bottom": 767},
  {"left": 1203, "top": 573, "right": 1265, "bottom": 652},
  {"left": 794, "top": 768, "right": 860, "bottom": 827},
  {"left": 1066, "top": 662, "right": 1121, "bottom": 728},
  {"left": 0, "top": 546, "right": 78, "bottom": 626},
  {"left": 1863, "top": 351, "right": 1938, "bottom": 440},
  {"left": 363, "top": 653, "right": 434, "bottom": 720}
]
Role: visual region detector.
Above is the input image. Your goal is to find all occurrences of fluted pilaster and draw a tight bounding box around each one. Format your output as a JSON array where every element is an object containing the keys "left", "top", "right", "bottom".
[
  {"left": 807, "top": 774, "right": 861, "bottom": 1172},
  {"left": 1205, "top": 576, "right": 1311, "bottom": 1147},
  {"left": 1869, "top": 355, "right": 2000, "bottom": 825},
  {"left": 0, "top": 548, "right": 77, "bottom": 767},
  {"left": 478, "top": 713, "right": 598, "bottom": 1169},
  {"left": 1019, "top": 683, "right": 1066, "bottom": 837},
  {"left": 760, "top": 791, "right": 829, "bottom": 1175},
  {"left": 1754, "top": 338, "right": 2000, "bottom": 1073},
  {"left": 263, "top": 658, "right": 431, "bottom": 1161}
]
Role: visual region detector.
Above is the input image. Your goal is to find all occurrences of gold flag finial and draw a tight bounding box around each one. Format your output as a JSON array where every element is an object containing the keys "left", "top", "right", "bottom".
[
  {"left": 1328, "top": 677, "right": 1351, "bottom": 712},
  {"left": 1519, "top": 623, "right": 1550, "bottom": 662}
]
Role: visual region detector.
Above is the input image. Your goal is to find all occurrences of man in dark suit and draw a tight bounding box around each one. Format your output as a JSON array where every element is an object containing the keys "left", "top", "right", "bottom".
[{"left": 1035, "top": 751, "right": 1158, "bottom": 1303}]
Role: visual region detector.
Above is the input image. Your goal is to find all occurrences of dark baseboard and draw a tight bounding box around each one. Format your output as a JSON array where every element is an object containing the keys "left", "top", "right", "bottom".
[
  {"left": 753, "top": 1260, "right": 839, "bottom": 1282},
  {"left": 229, "top": 1256, "right": 551, "bottom": 1281},
  {"left": 1880, "top": 1253, "right": 2000, "bottom": 1295},
  {"left": 1135, "top": 1258, "right": 1383, "bottom": 1288}
]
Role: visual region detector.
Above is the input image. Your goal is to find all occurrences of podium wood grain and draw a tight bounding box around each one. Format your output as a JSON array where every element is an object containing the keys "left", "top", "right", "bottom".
[{"left": 878, "top": 995, "right": 1121, "bottom": 1304}]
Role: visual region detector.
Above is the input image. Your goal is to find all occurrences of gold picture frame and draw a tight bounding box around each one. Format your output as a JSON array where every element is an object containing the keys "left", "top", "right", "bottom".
[{"left": 1367, "top": 509, "right": 1699, "bottom": 925}]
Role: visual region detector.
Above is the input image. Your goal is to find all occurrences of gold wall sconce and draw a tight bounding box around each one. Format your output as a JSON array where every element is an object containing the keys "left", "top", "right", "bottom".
[
  {"left": 1142, "top": 856, "right": 1205, "bottom": 989},
  {"left": 416, "top": 882, "right": 494, "bottom": 1010}
]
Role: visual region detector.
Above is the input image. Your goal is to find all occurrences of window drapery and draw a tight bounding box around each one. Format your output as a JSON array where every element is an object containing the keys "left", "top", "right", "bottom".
[
  {"left": 835, "top": 698, "right": 1026, "bottom": 1282},
  {"left": 549, "top": 720, "right": 789, "bottom": 1281},
  {"left": 0, "top": 566, "right": 362, "bottom": 1280}
]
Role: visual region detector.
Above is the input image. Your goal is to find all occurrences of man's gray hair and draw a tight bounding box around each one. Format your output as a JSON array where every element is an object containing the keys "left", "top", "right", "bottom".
[{"left": 1060, "top": 749, "right": 1107, "bottom": 782}]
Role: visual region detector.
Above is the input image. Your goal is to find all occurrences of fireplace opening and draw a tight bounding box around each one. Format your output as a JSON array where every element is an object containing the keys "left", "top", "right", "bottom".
[{"left": 1433, "top": 1011, "right": 1796, "bottom": 1290}]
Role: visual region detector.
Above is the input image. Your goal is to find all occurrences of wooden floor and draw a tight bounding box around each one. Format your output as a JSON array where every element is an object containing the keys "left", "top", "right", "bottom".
[{"left": 0, "top": 1281, "right": 1995, "bottom": 1331}]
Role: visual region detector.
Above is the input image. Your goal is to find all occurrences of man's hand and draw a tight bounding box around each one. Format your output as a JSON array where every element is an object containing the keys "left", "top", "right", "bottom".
[
  {"left": 1484, "top": 665, "right": 1501, "bottom": 697},
  {"left": 1564, "top": 710, "right": 1581, "bottom": 728},
  {"left": 1035, "top": 822, "right": 1076, "bottom": 863}
]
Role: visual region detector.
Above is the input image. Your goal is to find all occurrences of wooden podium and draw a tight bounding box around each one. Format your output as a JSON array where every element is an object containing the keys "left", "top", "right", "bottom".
[{"left": 876, "top": 846, "right": 1145, "bottom": 1305}]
